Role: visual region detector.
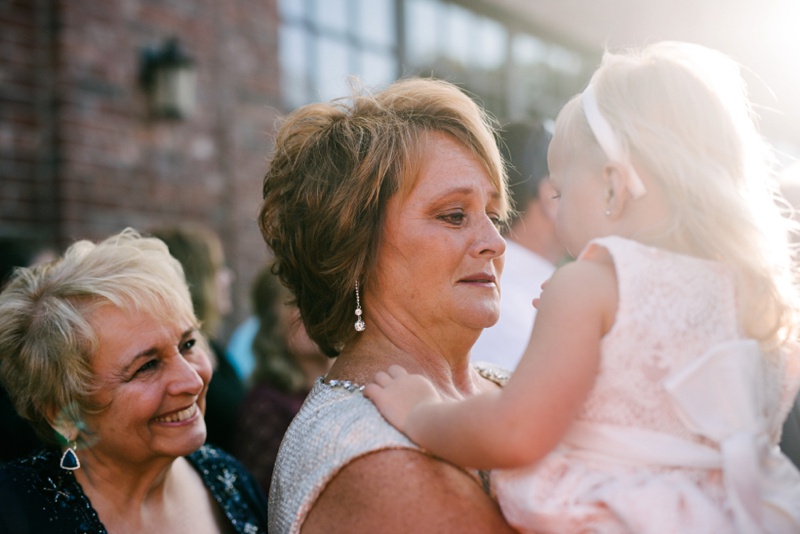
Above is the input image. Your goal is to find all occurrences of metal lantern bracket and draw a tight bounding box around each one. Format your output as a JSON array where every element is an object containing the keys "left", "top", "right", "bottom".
[{"left": 139, "top": 37, "right": 196, "bottom": 120}]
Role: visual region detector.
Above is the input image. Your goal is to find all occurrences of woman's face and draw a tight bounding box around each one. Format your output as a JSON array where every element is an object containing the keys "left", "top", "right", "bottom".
[
  {"left": 370, "top": 132, "right": 506, "bottom": 337},
  {"left": 78, "top": 304, "right": 212, "bottom": 465}
]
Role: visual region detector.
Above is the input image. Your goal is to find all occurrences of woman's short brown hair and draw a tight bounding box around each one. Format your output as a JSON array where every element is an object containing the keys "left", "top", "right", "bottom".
[
  {"left": 259, "top": 77, "right": 508, "bottom": 357},
  {"left": 0, "top": 228, "right": 197, "bottom": 443}
]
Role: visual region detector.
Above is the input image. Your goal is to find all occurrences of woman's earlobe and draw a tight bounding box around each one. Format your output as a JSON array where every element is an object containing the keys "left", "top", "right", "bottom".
[{"left": 47, "top": 405, "right": 79, "bottom": 443}]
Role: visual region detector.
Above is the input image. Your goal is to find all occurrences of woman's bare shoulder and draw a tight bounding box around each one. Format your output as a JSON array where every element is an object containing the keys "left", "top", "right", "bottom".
[{"left": 302, "top": 448, "right": 514, "bottom": 533}]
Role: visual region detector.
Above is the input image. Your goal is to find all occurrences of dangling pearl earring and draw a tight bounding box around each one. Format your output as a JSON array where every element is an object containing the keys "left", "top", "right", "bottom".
[{"left": 354, "top": 280, "right": 365, "bottom": 332}]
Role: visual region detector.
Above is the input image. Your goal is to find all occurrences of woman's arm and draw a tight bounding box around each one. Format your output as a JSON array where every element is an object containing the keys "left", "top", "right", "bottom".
[
  {"left": 301, "top": 448, "right": 515, "bottom": 533},
  {"left": 366, "top": 258, "right": 617, "bottom": 469}
]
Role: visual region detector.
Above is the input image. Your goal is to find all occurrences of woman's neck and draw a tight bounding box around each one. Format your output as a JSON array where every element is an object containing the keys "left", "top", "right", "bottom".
[
  {"left": 74, "top": 452, "right": 176, "bottom": 510},
  {"left": 74, "top": 453, "right": 225, "bottom": 534},
  {"left": 327, "top": 331, "right": 482, "bottom": 399}
]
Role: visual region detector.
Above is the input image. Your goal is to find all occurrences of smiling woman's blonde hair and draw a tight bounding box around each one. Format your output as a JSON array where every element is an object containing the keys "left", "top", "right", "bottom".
[
  {"left": 259, "top": 77, "right": 508, "bottom": 357},
  {"left": 0, "top": 228, "right": 198, "bottom": 443}
]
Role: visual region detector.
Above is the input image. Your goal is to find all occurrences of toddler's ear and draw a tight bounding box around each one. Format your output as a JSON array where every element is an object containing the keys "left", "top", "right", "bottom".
[{"left": 602, "top": 162, "right": 637, "bottom": 219}]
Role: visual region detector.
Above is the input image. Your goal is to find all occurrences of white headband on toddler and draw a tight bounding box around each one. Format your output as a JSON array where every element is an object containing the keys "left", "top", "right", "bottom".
[{"left": 581, "top": 85, "right": 647, "bottom": 199}]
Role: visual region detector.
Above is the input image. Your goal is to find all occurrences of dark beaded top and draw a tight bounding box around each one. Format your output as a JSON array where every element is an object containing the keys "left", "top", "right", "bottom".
[{"left": 0, "top": 444, "right": 267, "bottom": 534}]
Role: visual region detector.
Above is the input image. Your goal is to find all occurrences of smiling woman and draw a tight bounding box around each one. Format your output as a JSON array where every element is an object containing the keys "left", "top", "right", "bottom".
[{"left": 0, "top": 228, "right": 268, "bottom": 533}]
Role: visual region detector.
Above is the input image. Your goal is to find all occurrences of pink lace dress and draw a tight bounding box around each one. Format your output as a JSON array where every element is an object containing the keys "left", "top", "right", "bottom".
[{"left": 491, "top": 236, "right": 800, "bottom": 534}]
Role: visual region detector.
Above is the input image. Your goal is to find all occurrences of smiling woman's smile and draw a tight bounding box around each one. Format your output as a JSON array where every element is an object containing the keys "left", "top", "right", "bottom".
[{"left": 153, "top": 403, "right": 199, "bottom": 424}]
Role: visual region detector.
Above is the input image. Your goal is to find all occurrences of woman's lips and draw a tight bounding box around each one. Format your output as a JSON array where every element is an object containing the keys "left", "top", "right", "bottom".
[
  {"left": 153, "top": 403, "right": 198, "bottom": 423},
  {"left": 459, "top": 273, "right": 496, "bottom": 285}
]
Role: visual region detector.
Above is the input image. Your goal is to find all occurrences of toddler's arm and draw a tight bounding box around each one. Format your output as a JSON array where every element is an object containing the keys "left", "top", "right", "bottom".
[{"left": 365, "top": 257, "right": 617, "bottom": 470}]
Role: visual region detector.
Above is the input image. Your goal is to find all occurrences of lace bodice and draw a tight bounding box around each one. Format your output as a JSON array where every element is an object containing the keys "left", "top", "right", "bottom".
[{"left": 578, "top": 236, "right": 792, "bottom": 442}]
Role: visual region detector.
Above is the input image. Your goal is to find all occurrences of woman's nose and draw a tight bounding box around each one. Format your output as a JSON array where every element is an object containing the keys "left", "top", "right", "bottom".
[
  {"left": 167, "top": 353, "right": 206, "bottom": 396},
  {"left": 474, "top": 215, "right": 506, "bottom": 258}
]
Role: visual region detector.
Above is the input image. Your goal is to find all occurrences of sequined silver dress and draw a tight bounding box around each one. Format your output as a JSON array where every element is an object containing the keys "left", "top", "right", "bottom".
[{"left": 268, "top": 365, "right": 509, "bottom": 534}]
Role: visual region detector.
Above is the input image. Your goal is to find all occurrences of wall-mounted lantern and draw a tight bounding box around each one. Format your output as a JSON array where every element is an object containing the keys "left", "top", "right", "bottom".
[{"left": 140, "top": 37, "right": 196, "bottom": 120}]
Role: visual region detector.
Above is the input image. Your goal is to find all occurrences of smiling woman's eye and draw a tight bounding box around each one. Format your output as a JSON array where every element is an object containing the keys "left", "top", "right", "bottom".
[
  {"left": 180, "top": 338, "right": 197, "bottom": 353},
  {"left": 134, "top": 359, "right": 159, "bottom": 376}
]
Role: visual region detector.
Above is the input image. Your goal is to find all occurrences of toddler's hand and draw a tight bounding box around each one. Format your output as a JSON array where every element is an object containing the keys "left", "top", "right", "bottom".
[
  {"left": 533, "top": 277, "right": 551, "bottom": 309},
  {"left": 364, "top": 364, "right": 441, "bottom": 435}
]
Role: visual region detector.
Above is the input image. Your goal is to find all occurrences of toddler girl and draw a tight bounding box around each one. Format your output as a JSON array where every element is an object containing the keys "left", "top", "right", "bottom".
[{"left": 365, "top": 41, "right": 800, "bottom": 533}]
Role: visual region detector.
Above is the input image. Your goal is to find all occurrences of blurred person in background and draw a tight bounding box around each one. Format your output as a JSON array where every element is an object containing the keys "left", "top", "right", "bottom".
[
  {"left": 232, "top": 265, "right": 332, "bottom": 497},
  {"left": 149, "top": 224, "right": 245, "bottom": 456},
  {"left": 0, "top": 229, "right": 267, "bottom": 533},
  {"left": 471, "top": 120, "right": 567, "bottom": 371},
  {"left": 226, "top": 311, "right": 259, "bottom": 382}
]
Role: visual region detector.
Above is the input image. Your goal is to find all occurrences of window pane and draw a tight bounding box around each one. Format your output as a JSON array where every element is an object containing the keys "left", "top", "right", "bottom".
[
  {"left": 280, "top": 25, "right": 309, "bottom": 108},
  {"left": 405, "top": 0, "right": 439, "bottom": 67},
  {"left": 513, "top": 33, "right": 548, "bottom": 67},
  {"left": 355, "top": 0, "right": 395, "bottom": 48},
  {"left": 316, "top": 35, "right": 352, "bottom": 102},
  {"left": 473, "top": 16, "right": 507, "bottom": 70},
  {"left": 547, "top": 45, "right": 583, "bottom": 75},
  {"left": 279, "top": 0, "right": 307, "bottom": 22},
  {"left": 358, "top": 49, "right": 397, "bottom": 88},
  {"left": 311, "top": 0, "right": 349, "bottom": 34},
  {"left": 443, "top": 3, "right": 471, "bottom": 66}
]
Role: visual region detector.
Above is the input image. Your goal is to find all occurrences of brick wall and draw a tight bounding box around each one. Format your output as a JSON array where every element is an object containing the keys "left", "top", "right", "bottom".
[{"left": 0, "top": 0, "right": 283, "bottom": 338}]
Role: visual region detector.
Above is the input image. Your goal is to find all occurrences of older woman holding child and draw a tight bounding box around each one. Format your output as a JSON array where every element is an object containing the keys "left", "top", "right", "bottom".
[{"left": 260, "top": 77, "right": 516, "bottom": 532}]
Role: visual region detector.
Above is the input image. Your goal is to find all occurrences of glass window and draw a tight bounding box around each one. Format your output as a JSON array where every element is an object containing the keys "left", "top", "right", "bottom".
[
  {"left": 279, "top": 0, "right": 399, "bottom": 108},
  {"left": 358, "top": 49, "right": 396, "bottom": 89},
  {"left": 473, "top": 16, "right": 507, "bottom": 70},
  {"left": 547, "top": 46, "right": 583, "bottom": 75},
  {"left": 280, "top": 25, "right": 309, "bottom": 109},
  {"left": 316, "top": 35, "right": 352, "bottom": 101},
  {"left": 443, "top": 3, "right": 472, "bottom": 67},
  {"left": 405, "top": 0, "right": 440, "bottom": 67},
  {"left": 311, "top": 0, "right": 349, "bottom": 34},
  {"left": 356, "top": 0, "right": 395, "bottom": 47},
  {"left": 513, "top": 33, "right": 548, "bottom": 67},
  {"left": 278, "top": 0, "right": 306, "bottom": 22},
  {"left": 277, "top": 0, "right": 590, "bottom": 120}
]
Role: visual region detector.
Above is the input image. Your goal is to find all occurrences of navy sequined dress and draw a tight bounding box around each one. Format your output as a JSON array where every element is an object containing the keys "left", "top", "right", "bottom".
[{"left": 0, "top": 444, "right": 268, "bottom": 534}]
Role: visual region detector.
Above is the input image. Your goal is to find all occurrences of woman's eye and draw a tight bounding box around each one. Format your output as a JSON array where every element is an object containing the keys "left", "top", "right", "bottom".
[
  {"left": 551, "top": 193, "right": 561, "bottom": 200},
  {"left": 135, "top": 359, "right": 158, "bottom": 375},
  {"left": 439, "top": 212, "right": 465, "bottom": 225},
  {"left": 180, "top": 338, "right": 197, "bottom": 353},
  {"left": 488, "top": 213, "right": 503, "bottom": 229}
]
